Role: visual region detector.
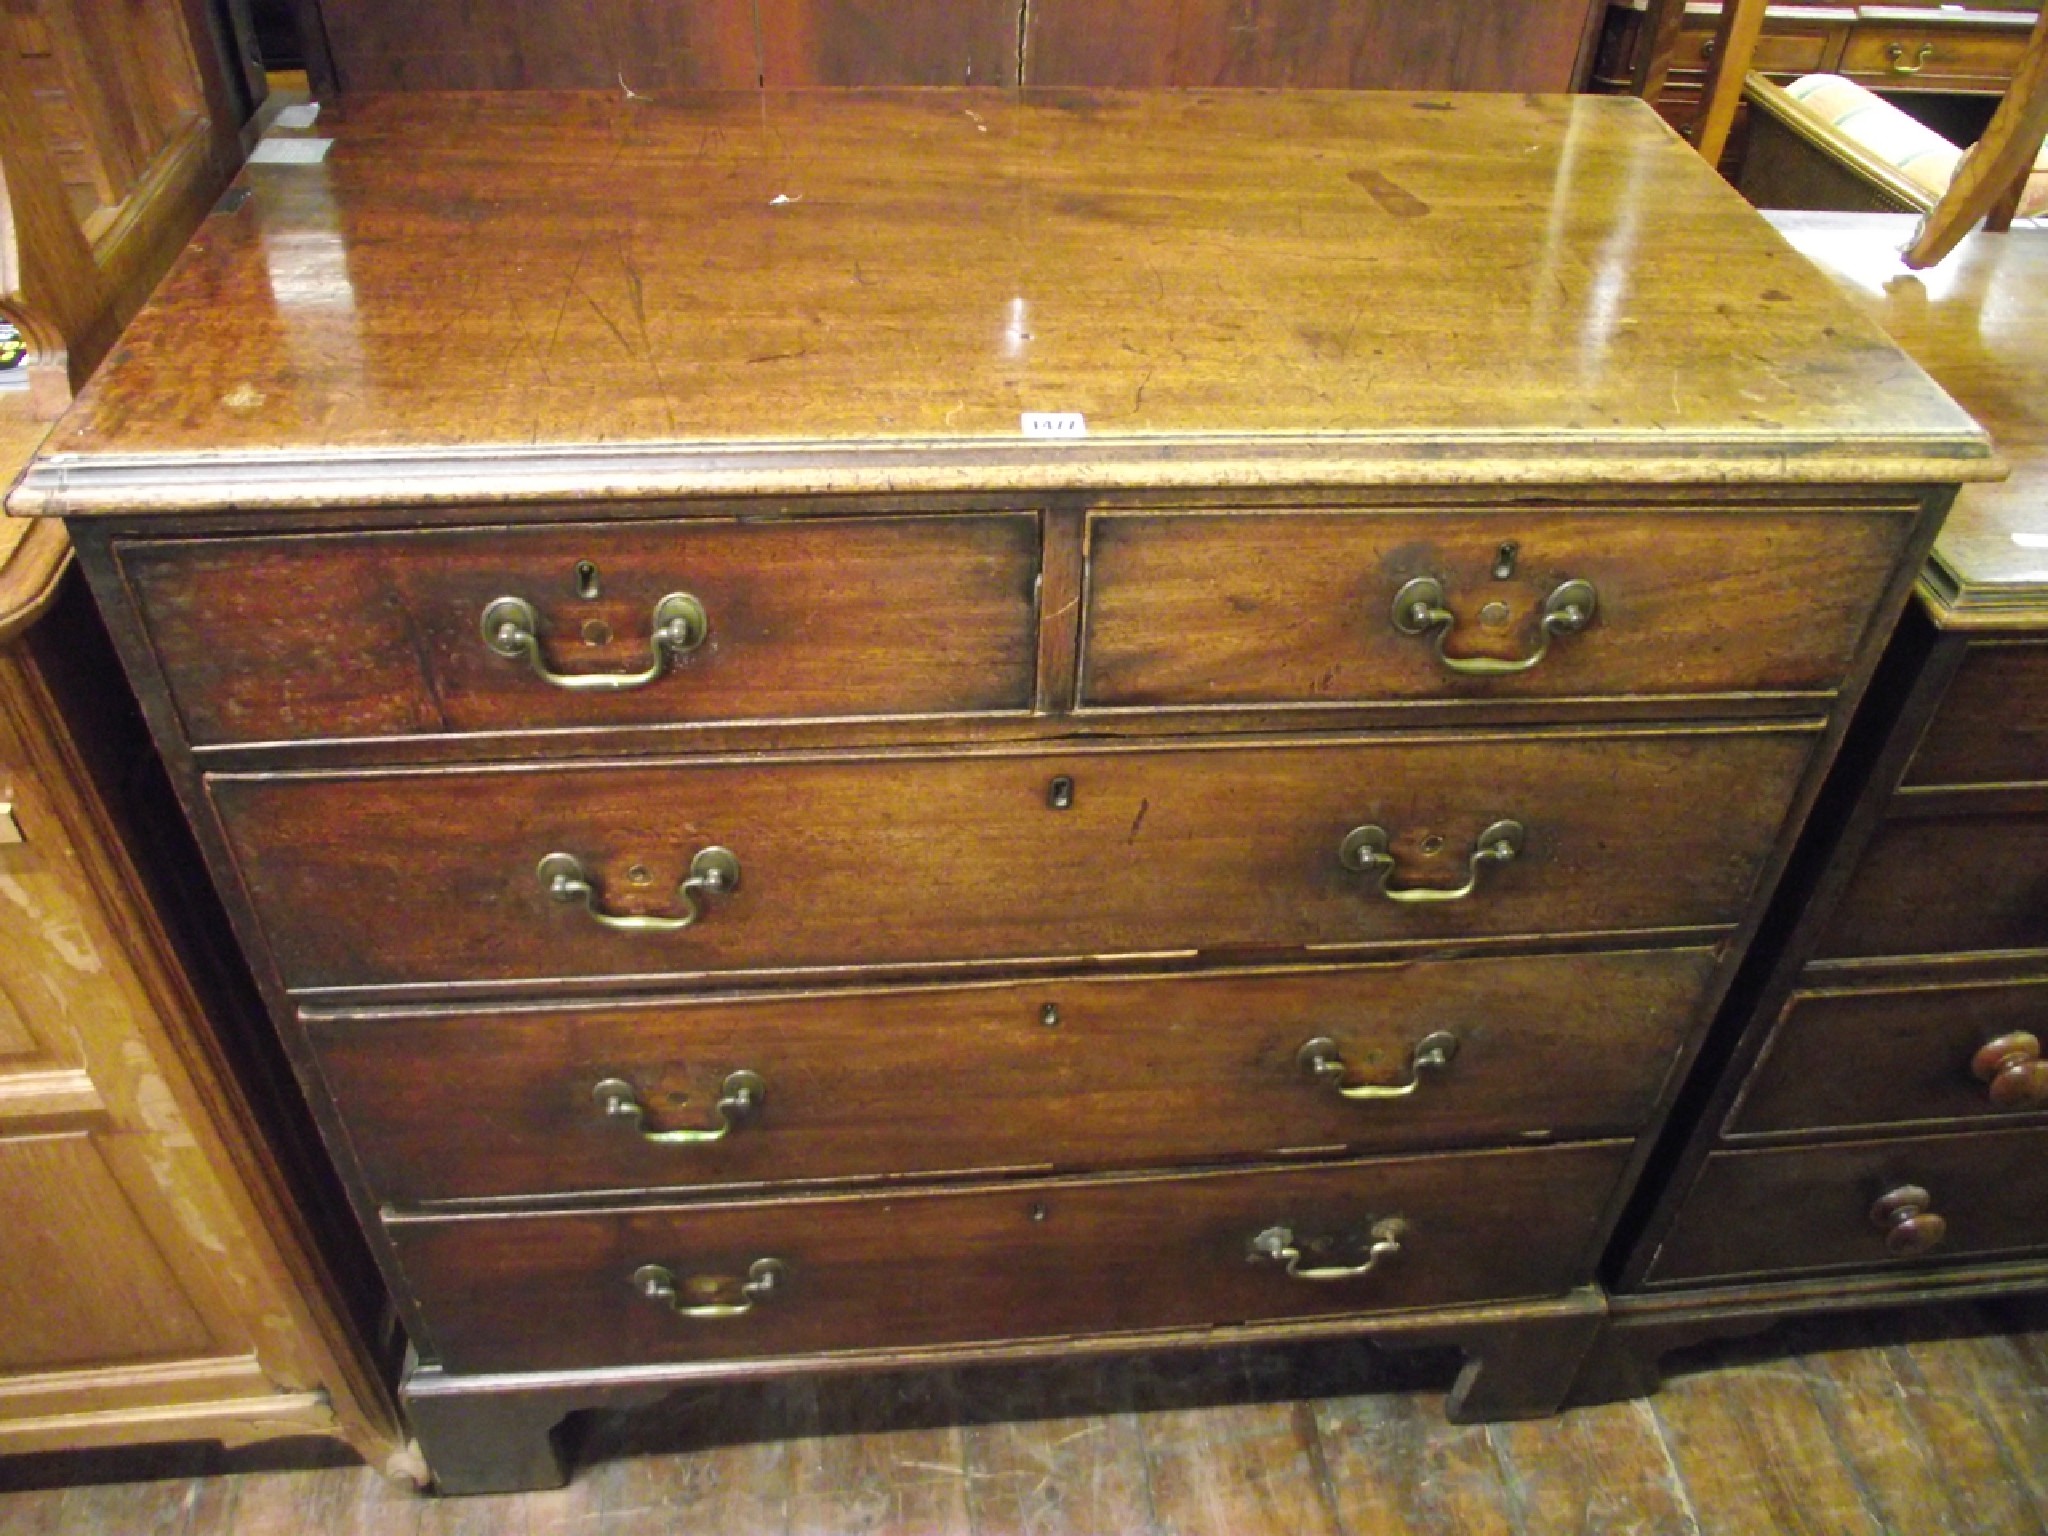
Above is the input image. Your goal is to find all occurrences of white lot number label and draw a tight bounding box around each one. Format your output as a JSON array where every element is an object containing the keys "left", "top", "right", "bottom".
[{"left": 1020, "top": 412, "right": 1087, "bottom": 438}]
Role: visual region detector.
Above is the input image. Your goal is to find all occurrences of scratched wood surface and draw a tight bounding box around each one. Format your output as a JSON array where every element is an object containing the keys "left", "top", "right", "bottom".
[
  {"left": 4, "top": 1302, "right": 2044, "bottom": 1533},
  {"left": 15, "top": 91, "right": 1993, "bottom": 518}
]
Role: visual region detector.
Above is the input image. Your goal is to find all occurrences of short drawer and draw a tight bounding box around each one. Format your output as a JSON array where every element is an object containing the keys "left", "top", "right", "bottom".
[
  {"left": 1728, "top": 978, "right": 2048, "bottom": 1137},
  {"left": 313, "top": 948, "right": 1712, "bottom": 1204},
  {"left": 386, "top": 1141, "right": 1631, "bottom": 1373},
  {"left": 1815, "top": 801, "right": 2048, "bottom": 961},
  {"left": 1902, "top": 642, "right": 2048, "bottom": 788},
  {"left": 1080, "top": 507, "right": 1912, "bottom": 708},
  {"left": 213, "top": 727, "right": 1813, "bottom": 994},
  {"left": 118, "top": 513, "right": 1041, "bottom": 745},
  {"left": 1646, "top": 1125, "right": 2048, "bottom": 1284},
  {"left": 1671, "top": 25, "right": 1834, "bottom": 79},
  {"left": 1840, "top": 24, "right": 2030, "bottom": 90}
]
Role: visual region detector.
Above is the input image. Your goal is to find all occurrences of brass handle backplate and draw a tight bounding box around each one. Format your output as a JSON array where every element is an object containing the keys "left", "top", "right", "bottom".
[
  {"left": 482, "top": 591, "right": 707, "bottom": 690},
  {"left": 1887, "top": 42, "right": 1934, "bottom": 74},
  {"left": 595, "top": 1071, "right": 764, "bottom": 1144},
  {"left": 1392, "top": 576, "right": 1596, "bottom": 676},
  {"left": 1339, "top": 820, "right": 1523, "bottom": 903},
  {"left": 633, "top": 1258, "right": 786, "bottom": 1319},
  {"left": 1972, "top": 1032, "right": 2048, "bottom": 1109},
  {"left": 1250, "top": 1219, "right": 1407, "bottom": 1282},
  {"left": 538, "top": 847, "right": 740, "bottom": 934},
  {"left": 1298, "top": 1031, "right": 1459, "bottom": 1100},
  {"left": 1870, "top": 1184, "right": 1947, "bottom": 1257}
]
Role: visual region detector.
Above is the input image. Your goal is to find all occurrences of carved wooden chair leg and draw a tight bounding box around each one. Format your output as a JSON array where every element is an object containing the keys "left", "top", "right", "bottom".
[{"left": 1906, "top": 9, "right": 2048, "bottom": 266}]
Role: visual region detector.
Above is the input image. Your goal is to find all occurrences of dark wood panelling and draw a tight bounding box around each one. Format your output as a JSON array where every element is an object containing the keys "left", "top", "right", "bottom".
[
  {"left": 310, "top": 949, "right": 1713, "bottom": 1204},
  {"left": 213, "top": 728, "right": 1811, "bottom": 994},
  {"left": 1816, "top": 800, "right": 2048, "bottom": 961},
  {"left": 1024, "top": 0, "right": 1602, "bottom": 90},
  {"left": 387, "top": 1142, "right": 1631, "bottom": 1373},
  {"left": 319, "top": 0, "right": 763, "bottom": 91},
  {"left": 755, "top": 0, "right": 1019, "bottom": 87}
]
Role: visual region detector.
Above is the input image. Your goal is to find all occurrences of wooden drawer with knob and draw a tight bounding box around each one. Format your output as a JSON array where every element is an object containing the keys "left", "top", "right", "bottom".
[
  {"left": 114, "top": 513, "right": 1043, "bottom": 746},
  {"left": 384, "top": 1140, "right": 1633, "bottom": 1374},
  {"left": 211, "top": 726, "right": 1812, "bottom": 996},
  {"left": 1080, "top": 506, "right": 1914, "bottom": 708},
  {"left": 1643, "top": 1124, "right": 2048, "bottom": 1285},
  {"left": 309, "top": 948, "right": 1712, "bottom": 1205},
  {"left": 1726, "top": 977, "right": 2048, "bottom": 1139}
]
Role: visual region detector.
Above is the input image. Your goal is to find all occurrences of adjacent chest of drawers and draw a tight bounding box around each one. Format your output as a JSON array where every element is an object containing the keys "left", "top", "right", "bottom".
[
  {"left": 12, "top": 93, "right": 1991, "bottom": 1493},
  {"left": 1583, "top": 215, "right": 2048, "bottom": 1402}
]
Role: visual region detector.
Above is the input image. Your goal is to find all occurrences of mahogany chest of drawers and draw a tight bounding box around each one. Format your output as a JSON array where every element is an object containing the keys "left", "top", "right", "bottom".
[
  {"left": 9, "top": 93, "right": 1991, "bottom": 1492},
  {"left": 1584, "top": 214, "right": 2048, "bottom": 1399}
]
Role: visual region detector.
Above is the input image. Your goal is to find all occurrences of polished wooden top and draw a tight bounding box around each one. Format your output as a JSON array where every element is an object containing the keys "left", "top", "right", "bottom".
[
  {"left": 12, "top": 91, "right": 1992, "bottom": 517},
  {"left": 1767, "top": 212, "right": 2048, "bottom": 629}
]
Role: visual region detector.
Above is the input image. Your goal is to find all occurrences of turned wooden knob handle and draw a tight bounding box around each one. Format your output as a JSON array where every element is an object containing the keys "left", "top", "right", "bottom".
[
  {"left": 1869, "top": 1184, "right": 1948, "bottom": 1257},
  {"left": 1972, "top": 1031, "right": 2048, "bottom": 1108}
]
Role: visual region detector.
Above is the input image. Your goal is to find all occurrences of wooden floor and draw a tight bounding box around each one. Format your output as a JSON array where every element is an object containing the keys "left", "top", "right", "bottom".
[{"left": 1, "top": 1302, "right": 2044, "bottom": 1535}]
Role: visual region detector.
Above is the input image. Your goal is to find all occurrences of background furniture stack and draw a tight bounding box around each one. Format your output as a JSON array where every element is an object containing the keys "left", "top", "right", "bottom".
[
  {"left": 7, "top": 86, "right": 1992, "bottom": 1492},
  {"left": 1580, "top": 212, "right": 2048, "bottom": 1400}
]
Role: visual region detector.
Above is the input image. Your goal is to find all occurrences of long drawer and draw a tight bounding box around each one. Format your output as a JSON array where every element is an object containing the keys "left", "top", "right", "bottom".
[
  {"left": 1727, "top": 977, "right": 2048, "bottom": 1138},
  {"left": 117, "top": 513, "right": 1043, "bottom": 745},
  {"left": 1081, "top": 506, "right": 1912, "bottom": 707},
  {"left": 1901, "top": 641, "right": 2048, "bottom": 788},
  {"left": 213, "top": 727, "right": 1815, "bottom": 994},
  {"left": 386, "top": 1141, "right": 1632, "bottom": 1374},
  {"left": 312, "top": 948, "right": 1712, "bottom": 1205},
  {"left": 1645, "top": 1125, "right": 2048, "bottom": 1285}
]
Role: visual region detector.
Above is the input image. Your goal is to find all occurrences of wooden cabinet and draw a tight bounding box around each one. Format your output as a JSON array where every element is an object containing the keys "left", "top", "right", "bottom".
[
  {"left": 10, "top": 92, "right": 1989, "bottom": 1493},
  {"left": 1592, "top": 1, "right": 2043, "bottom": 138},
  {"left": 0, "top": 516, "right": 404, "bottom": 1468},
  {"left": 1582, "top": 215, "right": 2048, "bottom": 1403}
]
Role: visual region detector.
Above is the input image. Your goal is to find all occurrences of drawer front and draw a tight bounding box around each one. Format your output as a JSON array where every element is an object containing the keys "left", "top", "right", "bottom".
[
  {"left": 1816, "top": 806, "right": 2048, "bottom": 962},
  {"left": 120, "top": 514, "right": 1041, "bottom": 745},
  {"left": 313, "top": 949, "right": 1712, "bottom": 1204},
  {"left": 1841, "top": 25, "right": 2029, "bottom": 89},
  {"left": 1081, "top": 508, "right": 1912, "bottom": 708},
  {"left": 1902, "top": 642, "right": 2048, "bottom": 788},
  {"left": 1646, "top": 1126, "right": 2048, "bottom": 1284},
  {"left": 1729, "top": 978, "right": 2048, "bottom": 1137},
  {"left": 387, "top": 1142, "right": 1631, "bottom": 1373},
  {"left": 215, "top": 728, "right": 1813, "bottom": 994},
  {"left": 1671, "top": 26, "right": 1835, "bottom": 79}
]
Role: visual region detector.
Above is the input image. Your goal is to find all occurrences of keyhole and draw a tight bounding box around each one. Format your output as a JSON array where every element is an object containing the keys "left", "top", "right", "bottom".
[
  {"left": 1040, "top": 1003, "right": 1060, "bottom": 1027},
  {"left": 1048, "top": 776, "right": 1075, "bottom": 810},
  {"left": 575, "top": 561, "right": 601, "bottom": 599}
]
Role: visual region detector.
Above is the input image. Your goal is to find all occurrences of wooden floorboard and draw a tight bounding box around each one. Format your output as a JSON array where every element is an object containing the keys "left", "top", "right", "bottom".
[{"left": 2, "top": 1306, "right": 2045, "bottom": 1536}]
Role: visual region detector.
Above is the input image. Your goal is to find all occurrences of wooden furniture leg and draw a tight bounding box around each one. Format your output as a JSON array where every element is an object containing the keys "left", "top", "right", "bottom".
[{"left": 1907, "top": 9, "right": 2048, "bottom": 265}]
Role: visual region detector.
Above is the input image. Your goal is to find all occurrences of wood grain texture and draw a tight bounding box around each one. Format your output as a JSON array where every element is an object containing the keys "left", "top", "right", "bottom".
[
  {"left": 119, "top": 513, "right": 1042, "bottom": 745},
  {"left": 1814, "top": 796, "right": 2048, "bottom": 961},
  {"left": 211, "top": 728, "right": 1811, "bottom": 995},
  {"left": 308, "top": 949, "right": 1712, "bottom": 1205},
  {"left": 13, "top": 92, "right": 1993, "bottom": 518},
  {"left": 1082, "top": 505, "right": 1915, "bottom": 706},
  {"left": 1023, "top": 0, "right": 1602, "bottom": 91},
  {"left": 386, "top": 1142, "right": 1631, "bottom": 1373}
]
